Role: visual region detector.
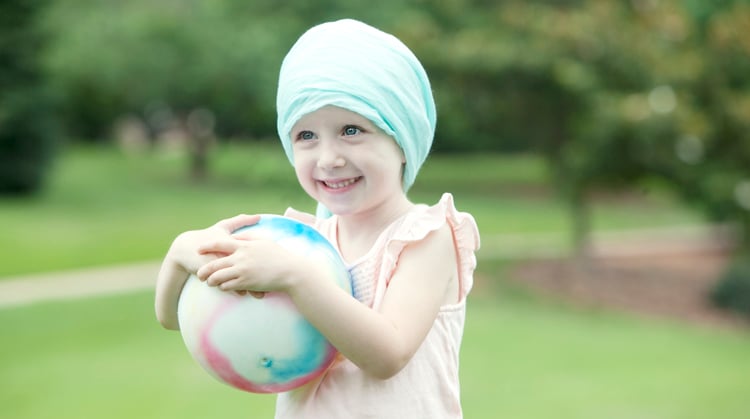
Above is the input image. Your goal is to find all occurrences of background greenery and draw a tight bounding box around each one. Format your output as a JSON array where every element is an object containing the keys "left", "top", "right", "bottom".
[
  {"left": 3, "top": 0, "right": 749, "bottom": 252},
  {"left": 0, "top": 145, "right": 704, "bottom": 277},
  {"left": 0, "top": 0, "right": 750, "bottom": 251}
]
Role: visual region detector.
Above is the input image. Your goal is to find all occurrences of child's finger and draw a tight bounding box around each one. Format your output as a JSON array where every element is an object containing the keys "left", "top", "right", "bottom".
[
  {"left": 198, "top": 238, "right": 241, "bottom": 255},
  {"left": 249, "top": 291, "right": 266, "bottom": 299},
  {"left": 215, "top": 214, "right": 261, "bottom": 233},
  {"left": 217, "top": 277, "right": 243, "bottom": 291},
  {"left": 217, "top": 276, "right": 266, "bottom": 299},
  {"left": 196, "top": 256, "right": 231, "bottom": 281},
  {"left": 206, "top": 269, "right": 233, "bottom": 287},
  {"left": 231, "top": 230, "right": 263, "bottom": 241}
]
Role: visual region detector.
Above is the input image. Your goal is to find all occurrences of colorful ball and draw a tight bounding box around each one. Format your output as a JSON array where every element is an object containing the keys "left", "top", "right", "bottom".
[{"left": 177, "top": 215, "right": 352, "bottom": 394}]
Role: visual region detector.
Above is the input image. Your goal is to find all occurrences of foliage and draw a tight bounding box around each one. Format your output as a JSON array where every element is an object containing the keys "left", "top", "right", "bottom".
[
  {"left": 411, "top": 0, "right": 750, "bottom": 252},
  {"left": 41, "top": 0, "right": 291, "bottom": 139},
  {"left": 40, "top": 0, "right": 417, "bottom": 141},
  {"left": 28, "top": 0, "right": 750, "bottom": 291},
  {"left": 712, "top": 256, "right": 750, "bottom": 318},
  {"left": 0, "top": 0, "right": 59, "bottom": 195}
]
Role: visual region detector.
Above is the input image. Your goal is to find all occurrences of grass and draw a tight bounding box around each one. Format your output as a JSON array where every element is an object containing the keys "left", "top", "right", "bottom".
[
  {"left": 0, "top": 143, "right": 704, "bottom": 277},
  {"left": 463, "top": 263, "right": 750, "bottom": 418},
  {"left": 0, "top": 144, "right": 310, "bottom": 276},
  {"left": 0, "top": 291, "right": 275, "bottom": 418},
  {"left": 1, "top": 271, "right": 748, "bottom": 419}
]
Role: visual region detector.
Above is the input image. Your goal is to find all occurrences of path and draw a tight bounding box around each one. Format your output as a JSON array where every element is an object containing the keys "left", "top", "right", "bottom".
[
  {"left": 0, "top": 225, "right": 736, "bottom": 309},
  {"left": 0, "top": 261, "right": 160, "bottom": 308}
]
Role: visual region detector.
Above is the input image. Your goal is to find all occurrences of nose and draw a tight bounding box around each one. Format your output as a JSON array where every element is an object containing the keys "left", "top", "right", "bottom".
[{"left": 317, "top": 138, "right": 346, "bottom": 170}]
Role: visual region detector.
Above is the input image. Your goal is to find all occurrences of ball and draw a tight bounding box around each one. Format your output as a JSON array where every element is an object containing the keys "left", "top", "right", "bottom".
[{"left": 177, "top": 215, "right": 352, "bottom": 394}]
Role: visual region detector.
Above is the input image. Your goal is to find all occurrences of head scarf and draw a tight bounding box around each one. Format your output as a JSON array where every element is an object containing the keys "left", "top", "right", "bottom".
[{"left": 276, "top": 19, "right": 436, "bottom": 216}]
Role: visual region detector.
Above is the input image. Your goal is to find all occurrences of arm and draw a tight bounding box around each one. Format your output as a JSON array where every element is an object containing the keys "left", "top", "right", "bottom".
[
  {"left": 154, "top": 234, "right": 201, "bottom": 330},
  {"left": 154, "top": 214, "right": 260, "bottom": 330},
  {"left": 198, "top": 224, "right": 458, "bottom": 379},
  {"left": 290, "top": 224, "right": 458, "bottom": 378}
]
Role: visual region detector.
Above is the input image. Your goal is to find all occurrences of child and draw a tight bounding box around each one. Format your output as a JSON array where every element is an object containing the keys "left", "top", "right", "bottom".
[{"left": 155, "top": 19, "right": 480, "bottom": 418}]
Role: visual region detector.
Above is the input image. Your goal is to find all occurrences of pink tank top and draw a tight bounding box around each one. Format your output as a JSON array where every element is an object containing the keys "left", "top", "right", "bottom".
[{"left": 276, "top": 193, "right": 480, "bottom": 418}]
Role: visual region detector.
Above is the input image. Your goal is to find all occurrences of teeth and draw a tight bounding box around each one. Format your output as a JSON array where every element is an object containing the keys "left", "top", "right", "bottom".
[{"left": 324, "top": 178, "right": 358, "bottom": 189}]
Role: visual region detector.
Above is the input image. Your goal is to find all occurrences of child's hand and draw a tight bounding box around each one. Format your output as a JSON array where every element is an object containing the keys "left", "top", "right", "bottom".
[
  {"left": 168, "top": 214, "right": 261, "bottom": 274},
  {"left": 195, "top": 236, "right": 303, "bottom": 295},
  {"left": 155, "top": 214, "right": 261, "bottom": 329}
]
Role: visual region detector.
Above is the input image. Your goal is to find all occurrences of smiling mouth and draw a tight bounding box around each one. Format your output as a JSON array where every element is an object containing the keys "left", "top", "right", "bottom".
[{"left": 321, "top": 177, "right": 362, "bottom": 189}]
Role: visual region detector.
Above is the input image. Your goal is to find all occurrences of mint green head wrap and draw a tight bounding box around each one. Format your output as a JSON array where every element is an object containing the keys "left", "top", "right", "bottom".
[{"left": 276, "top": 19, "right": 436, "bottom": 198}]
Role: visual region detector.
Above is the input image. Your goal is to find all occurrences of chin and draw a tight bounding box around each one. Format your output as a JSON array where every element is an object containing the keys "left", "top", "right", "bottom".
[{"left": 320, "top": 204, "right": 349, "bottom": 216}]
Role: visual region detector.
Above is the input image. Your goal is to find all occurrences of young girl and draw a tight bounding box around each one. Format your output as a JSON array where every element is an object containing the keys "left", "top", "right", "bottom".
[{"left": 155, "top": 19, "right": 480, "bottom": 418}]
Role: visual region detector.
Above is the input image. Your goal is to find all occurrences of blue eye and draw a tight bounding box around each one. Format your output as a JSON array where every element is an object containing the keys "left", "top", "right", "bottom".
[
  {"left": 297, "top": 131, "right": 315, "bottom": 141},
  {"left": 343, "top": 126, "right": 361, "bottom": 136}
]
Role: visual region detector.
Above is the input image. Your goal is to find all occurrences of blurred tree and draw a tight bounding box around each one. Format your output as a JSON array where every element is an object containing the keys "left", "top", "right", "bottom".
[
  {"left": 418, "top": 0, "right": 750, "bottom": 256},
  {"left": 41, "top": 0, "right": 414, "bottom": 142},
  {"left": 711, "top": 255, "right": 750, "bottom": 318},
  {"left": 0, "top": 0, "right": 59, "bottom": 195},
  {"left": 679, "top": 0, "right": 750, "bottom": 250},
  {"left": 35, "top": 0, "right": 750, "bottom": 257},
  {"left": 421, "top": 0, "right": 750, "bottom": 312},
  {"left": 40, "top": 0, "right": 413, "bottom": 179},
  {"left": 42, "top": 0, "right": 302, "bottom": 180}
]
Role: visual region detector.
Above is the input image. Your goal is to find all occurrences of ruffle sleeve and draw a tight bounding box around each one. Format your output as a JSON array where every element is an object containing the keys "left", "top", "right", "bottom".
[{"left": 374, "top": 193, "right": 480, "bottom": 307}]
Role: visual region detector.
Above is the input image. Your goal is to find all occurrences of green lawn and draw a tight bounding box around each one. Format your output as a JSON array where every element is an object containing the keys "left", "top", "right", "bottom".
[
  {"left": 0, "top": 144, "right": 704, "bottom": 277},
  {"left": 1, "top": 277, "right": 748, "bottom": 419},
  {"left": 0, "top": 144, "right": 314, "bottom": 276}
]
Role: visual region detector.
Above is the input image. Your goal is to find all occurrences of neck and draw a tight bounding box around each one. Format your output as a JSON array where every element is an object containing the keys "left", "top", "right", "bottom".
[{"left": 335, "top": 194, "right": 414, "bottom": 261}]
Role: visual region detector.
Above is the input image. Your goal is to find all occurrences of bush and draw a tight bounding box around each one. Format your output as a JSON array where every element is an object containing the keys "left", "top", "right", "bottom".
[
  {"left": 0, "top": 90, "right": 58, "bottom": 194},
  {"left": 0, "top": 0, "right": 59, "bottom": 195},
  {"left": 711, "top": 256, "right": 750, "bottom": 319}
]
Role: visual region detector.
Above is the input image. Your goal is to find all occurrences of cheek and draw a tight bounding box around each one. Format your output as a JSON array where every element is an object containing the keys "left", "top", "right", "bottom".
[
  {"left": 292, "top": 151, "right": 307, "bottom": 173},
  {"left": 293, "top": 161, "right": 308, "bottom": 182},
  {"left": 293, "top": 158, "right": 316, "bottom": 190}
]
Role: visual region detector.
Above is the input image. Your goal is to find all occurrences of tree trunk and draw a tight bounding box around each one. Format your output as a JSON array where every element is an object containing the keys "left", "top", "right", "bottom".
[
  {"left": 189, "top": 135, "right": 210, "bottom": 182},
  {"left": 570, "top": 189, "right": 592, "bottom": 260}
]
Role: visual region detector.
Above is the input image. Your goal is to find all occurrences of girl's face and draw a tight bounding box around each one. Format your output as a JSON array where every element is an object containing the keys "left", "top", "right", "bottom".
[{"left": 290, "top": 106, "right": 406, "bottom": 217}]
